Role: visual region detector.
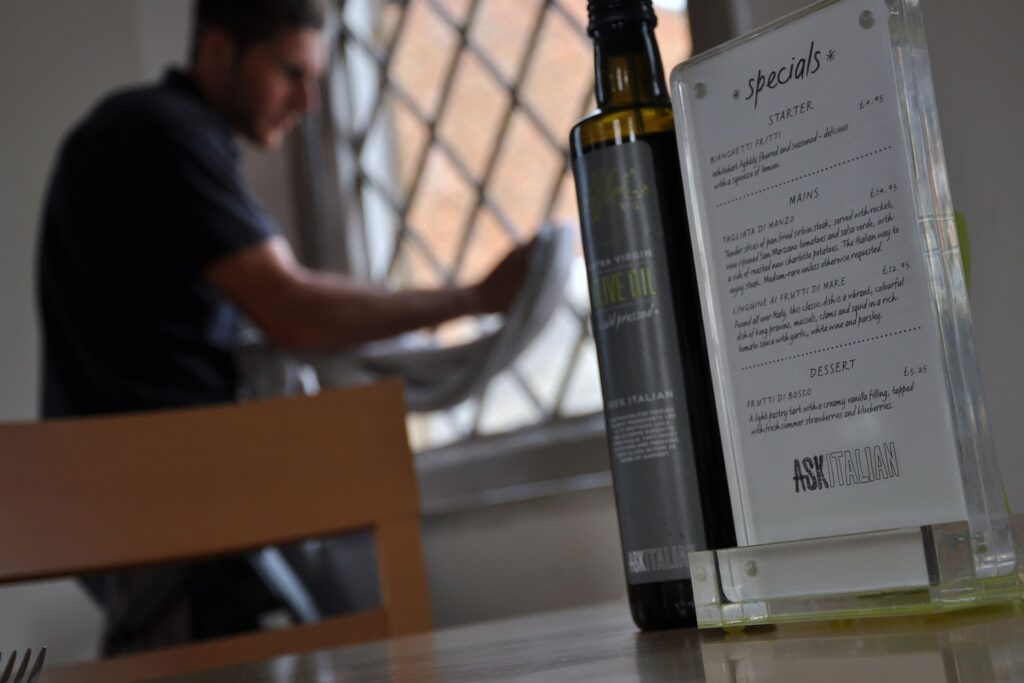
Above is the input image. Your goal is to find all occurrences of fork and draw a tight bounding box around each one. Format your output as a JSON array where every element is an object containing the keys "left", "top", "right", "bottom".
[{"left": 0, "top": 648, "right": 46, "bottom": 683}]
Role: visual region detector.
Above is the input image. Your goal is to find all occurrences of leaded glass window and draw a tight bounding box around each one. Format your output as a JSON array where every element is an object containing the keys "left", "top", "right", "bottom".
[{"left": 327, "top": 0, "right": 692, "bottom": 449}]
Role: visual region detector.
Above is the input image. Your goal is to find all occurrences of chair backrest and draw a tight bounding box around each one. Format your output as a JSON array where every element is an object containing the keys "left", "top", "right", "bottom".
[{"left": 0, "top": 381, "right": 431, "bottom": 682}]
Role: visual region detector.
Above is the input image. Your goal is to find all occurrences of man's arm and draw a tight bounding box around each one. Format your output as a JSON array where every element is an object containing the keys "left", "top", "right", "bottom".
[{"left": 205, "top": 235, "right": 531, "bottom": 351}]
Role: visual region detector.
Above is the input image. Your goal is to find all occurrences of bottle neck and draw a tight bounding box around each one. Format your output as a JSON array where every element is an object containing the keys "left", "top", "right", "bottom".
[{"left": 592, "top": 20, "right": 668, "bottom": 109}]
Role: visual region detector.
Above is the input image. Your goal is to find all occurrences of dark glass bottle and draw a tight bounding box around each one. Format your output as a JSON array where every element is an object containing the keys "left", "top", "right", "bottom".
[{"left": 569, "top": 0, "right": 735, "bottom": 630}]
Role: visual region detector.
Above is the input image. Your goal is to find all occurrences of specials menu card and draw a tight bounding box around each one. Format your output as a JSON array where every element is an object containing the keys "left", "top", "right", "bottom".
[{"left": 670, "top": 0, "right": 971, "bottom": 547}]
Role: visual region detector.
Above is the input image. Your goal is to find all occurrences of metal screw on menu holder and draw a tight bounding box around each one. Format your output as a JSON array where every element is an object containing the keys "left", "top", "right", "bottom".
[
  {"left": 693, "top": 565, "right": 708, "bottom": 582},
  {"left": 745, "top": 560, "right": 758, "bottom": 577},
  {"left": 860, "top": 10, "right": 876, "bottom": 29},
  {"left": 695, "top": 82, "right": 707, "bottom": 100}
]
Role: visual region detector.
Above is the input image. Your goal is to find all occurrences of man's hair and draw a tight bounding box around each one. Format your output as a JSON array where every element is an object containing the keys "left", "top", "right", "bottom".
[{"left": 192, "top": 0, "right": 325, "bottom": 58}]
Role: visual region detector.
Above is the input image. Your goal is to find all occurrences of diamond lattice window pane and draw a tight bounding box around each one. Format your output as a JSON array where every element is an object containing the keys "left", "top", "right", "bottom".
[
  {"left": 360, "top": 182, "right": 401, "bottom": 269},
  {"left": 389, "top": 1, "right": 461, "bottom": 119},
  {"left": 551, "top": 0, "right": 589, "bottom": 29},
  {"left": 341, "top": 40, "right": 383, "bottom": 135},
  {"left": 563, "top": 257, "right": 593, "bottom": 316},
  {"left": 456, "top": 207, "right": 517, "bottom": 286},
  {"left": 559, "top": 341, "right": 603, "bottom": 418},
  {"left": 360, "top": 100, "right": 402, "bottom": 198},
  {"left": 405, "top": 148, "right": 478, "bottom": 275},
  {"left": 390, "top": 235, "right": 447, "bottom": 289},
  {"left": 387, "top": 96, "right": 433, "bottom": 196},
  {"left": 433, "top": 315, "right": 489, "bottom": 348},
  {"left": 342, "top": 0, "right": 406, "bottom": 51},
  {"left": 477, "top": 371, "right": 544, "bottom": 435},
  {"left": 488, "top": 111, "right": 565, "bottom": 236},
  {"left": 548, "top": 170, "right": 582, "bottom": 231},
  {"left": 514, "top": 303, "right": 585, "bottom": 411},
  {"left": 436, "top": 52, "right": 510, "bottom": 179},
  {"left": 342, "top": 0, "right": 381, "bottom": 42},
  {"left": 432, "top": 0, "right": 474, "bottom": 26},
  {"left": 520, "top": 8, "right": 592, "bottom": 146},
  {"left": 468, "top": 0, "right": 545, "bottom": 84},
  {"left": 376, "top": 0, "right": 406, "bottom": 48},
  {"left": 409, "top": 395, "right": 478, "bottom": 450}
]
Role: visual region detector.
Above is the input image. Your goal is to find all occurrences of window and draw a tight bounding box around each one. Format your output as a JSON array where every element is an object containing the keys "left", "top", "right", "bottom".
[{"left": 322, "top": 0, "right": 692, "bottom": 450}]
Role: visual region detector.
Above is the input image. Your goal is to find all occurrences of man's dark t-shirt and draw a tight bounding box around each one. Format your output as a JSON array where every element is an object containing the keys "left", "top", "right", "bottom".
[{"left": 38, "top": 70, "right": 277, "bottom": 417}]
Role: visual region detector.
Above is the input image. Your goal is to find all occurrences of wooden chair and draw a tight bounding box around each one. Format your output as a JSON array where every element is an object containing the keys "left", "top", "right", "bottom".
[{"left": 0, "top": 381, "right": 431, "bottom": 682}]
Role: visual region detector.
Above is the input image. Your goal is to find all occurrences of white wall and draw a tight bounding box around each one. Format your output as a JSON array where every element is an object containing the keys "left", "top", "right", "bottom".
[
  {"left": 0, "top": 0, "right": 147, "bottom": 663},
  {"left": 424, "top": 487, "right": 625, "bottom": 627},
  {"left": 0, "top": 1, "right": 143, "bottom": 422}
]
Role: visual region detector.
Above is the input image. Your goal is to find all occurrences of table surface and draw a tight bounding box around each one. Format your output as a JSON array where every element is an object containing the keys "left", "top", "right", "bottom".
[{"left": 151, "top": 600, "right": 1024, "bottom": 682}]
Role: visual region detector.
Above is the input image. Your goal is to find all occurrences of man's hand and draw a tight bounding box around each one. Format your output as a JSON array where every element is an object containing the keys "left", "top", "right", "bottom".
[{"left": 471, "top": 240, "right": 535, "bottom": 314}]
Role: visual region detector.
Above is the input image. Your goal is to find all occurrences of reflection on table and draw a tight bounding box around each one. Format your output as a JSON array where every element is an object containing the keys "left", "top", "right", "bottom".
[
  {"left": 701, "top": 605, "right": 1024, "bottom": 683},
  {"left": 147, "top": 601, "right": 1024, "bottom": 682}
]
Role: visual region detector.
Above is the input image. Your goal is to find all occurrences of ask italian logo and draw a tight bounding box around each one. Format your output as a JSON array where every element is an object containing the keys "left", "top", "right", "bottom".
[
  {"left": 793, "top": 440, "right": 901, "bottom": 493},
  {"left": 733, "top": 41, "right": 836, "bottom": 109}
]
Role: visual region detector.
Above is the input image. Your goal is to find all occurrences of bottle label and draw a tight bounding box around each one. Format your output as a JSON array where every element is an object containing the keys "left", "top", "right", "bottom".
[{"left": 575, "top": 140, "right": 707, "bottom": 585}]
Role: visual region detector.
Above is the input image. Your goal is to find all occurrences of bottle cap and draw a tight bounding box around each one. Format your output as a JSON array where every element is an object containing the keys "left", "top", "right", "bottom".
[{"left": 587, "top": 0, "right": 658, "bottom": 36}]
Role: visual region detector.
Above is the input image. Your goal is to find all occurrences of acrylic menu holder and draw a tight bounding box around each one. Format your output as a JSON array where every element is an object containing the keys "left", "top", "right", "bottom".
[{"left": 670, "top": 0, "right": 1022, "bottom": 627}]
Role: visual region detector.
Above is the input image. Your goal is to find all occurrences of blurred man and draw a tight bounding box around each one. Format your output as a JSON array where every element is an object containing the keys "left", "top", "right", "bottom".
[
  {"left": 37, "top": 0, "right": 530, "bottom": 651},
  {"left": 39, "top": 0, "right": 529, "bottom": 418}
]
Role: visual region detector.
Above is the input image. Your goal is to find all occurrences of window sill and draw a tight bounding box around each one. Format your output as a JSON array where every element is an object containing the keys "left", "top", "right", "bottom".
[{"left": 415, "top": 414, "right": 611, "bottom": 517}]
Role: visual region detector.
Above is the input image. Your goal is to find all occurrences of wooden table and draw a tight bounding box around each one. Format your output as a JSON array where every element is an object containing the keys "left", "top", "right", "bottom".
[{"left": 139, "top": 600, "right": 1024, "bottom": 682}]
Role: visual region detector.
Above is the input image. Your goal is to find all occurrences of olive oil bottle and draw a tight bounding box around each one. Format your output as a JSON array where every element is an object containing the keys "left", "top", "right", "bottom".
[{"left": 570, "top": 0, "right": 735, "bottom": 630}]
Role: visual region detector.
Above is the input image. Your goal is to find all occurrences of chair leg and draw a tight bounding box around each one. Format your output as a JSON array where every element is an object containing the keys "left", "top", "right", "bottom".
[{"left": 376, "top": 518, "right": 433, "bottom": 635}]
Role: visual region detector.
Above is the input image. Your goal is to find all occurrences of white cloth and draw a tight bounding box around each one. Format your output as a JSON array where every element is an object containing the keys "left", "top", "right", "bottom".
[{"left": 237, "top": 224, "right": 576, "bottom": 411}]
